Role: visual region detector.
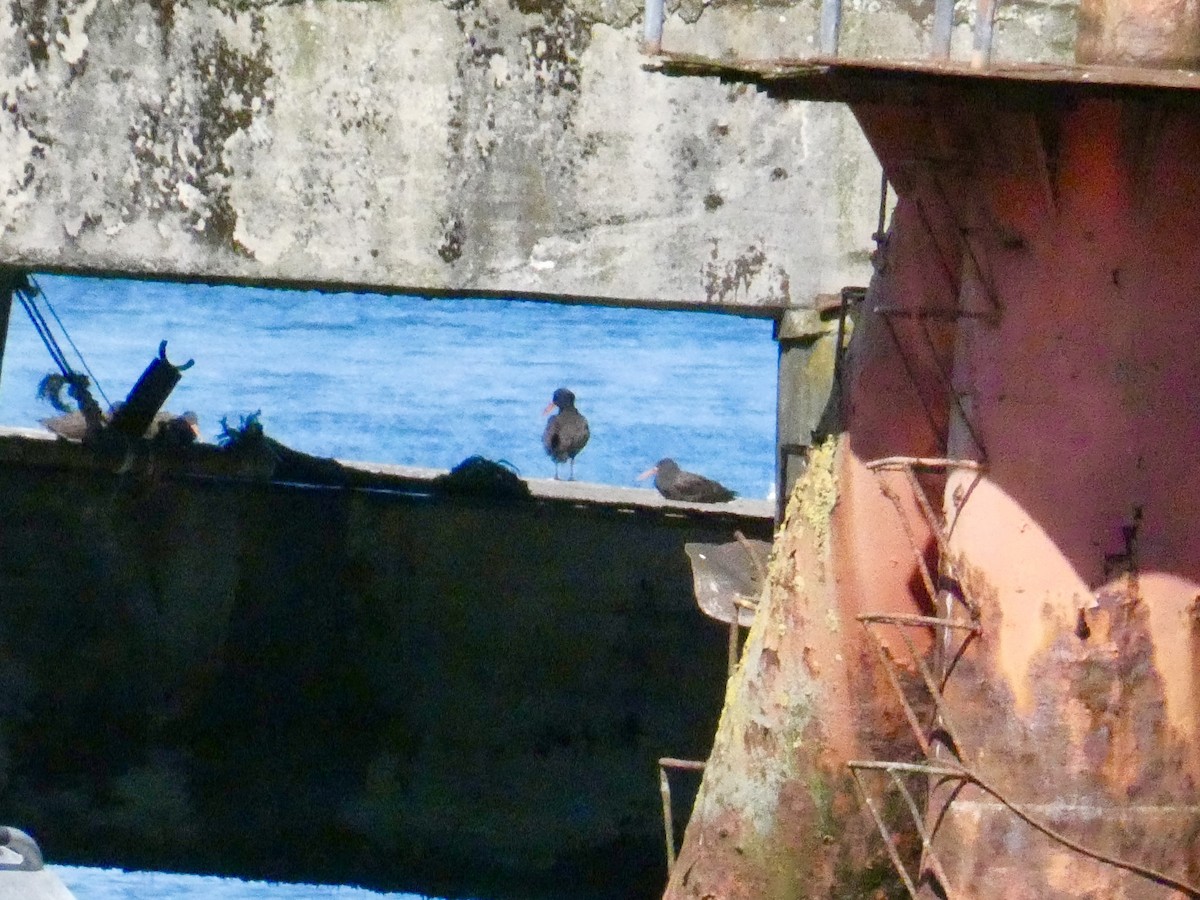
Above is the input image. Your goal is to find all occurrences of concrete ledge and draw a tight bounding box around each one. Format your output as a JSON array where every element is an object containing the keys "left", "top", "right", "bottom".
[{"left": 0, "top": 427, "right": 774, "bottom": 525}]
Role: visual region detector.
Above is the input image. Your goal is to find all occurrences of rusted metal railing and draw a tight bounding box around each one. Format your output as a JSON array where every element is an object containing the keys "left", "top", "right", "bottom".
[
  {"left": 658, "top": 757, "right": 706, "bottom": 872},
  {"left": 642, "top": 0, "right": 1001, "bottom": 67}
]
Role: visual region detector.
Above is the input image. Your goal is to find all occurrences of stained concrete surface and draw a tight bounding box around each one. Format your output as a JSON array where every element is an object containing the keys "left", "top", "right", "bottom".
[{"left": 0, "top": 0, "right": 1075, "bottom": 309}]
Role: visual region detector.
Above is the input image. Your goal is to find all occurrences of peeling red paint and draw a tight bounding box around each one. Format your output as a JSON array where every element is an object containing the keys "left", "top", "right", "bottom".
[
  {"left": 667, "top": 81, "right": 1200, "bottom": 900},
  {"left": 852, "top": 89, "right": 1200, "bottom": 897},
  {"left": 663, "top": 198, "right": 948, "bottom": 899}
]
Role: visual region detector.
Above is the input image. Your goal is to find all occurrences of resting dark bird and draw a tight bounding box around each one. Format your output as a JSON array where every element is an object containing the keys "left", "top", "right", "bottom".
[
  {"left": 148, "top": 411, "right": 200, "bottom": 447},
  {"left": 41, "top": 408, "right": 199, "bottom": 445},
  {"left": 40, "top": 409, "right": 104, "bottom": 442},
  {"left": 639, "top": 458, "right": 737, "bottom": 503},
  {"left": 542, "top": 387, "right": 590, "bottom": 480}
]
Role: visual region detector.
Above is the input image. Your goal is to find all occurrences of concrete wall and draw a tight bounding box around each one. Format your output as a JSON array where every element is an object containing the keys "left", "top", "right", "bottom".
[
  {"left": 0, "top": 0, "right": 1082, "bottom": 311},
  {"left": 0, "top": 432, "right": 772, "bottom": 898},
  {"left": 0, "top": 0, "right": 896, "bottom": 310}
]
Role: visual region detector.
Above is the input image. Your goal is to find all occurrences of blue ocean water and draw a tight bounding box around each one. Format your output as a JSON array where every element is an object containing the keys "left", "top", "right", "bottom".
[
  {"left": 51, "top": 865, "right": 437, "bottom": 899},
  {"left": 5, "top": 274, "right": 778, "bottom": 899},
  {"left": 0, "top": 274, "right": 778, "bottom": 499}
]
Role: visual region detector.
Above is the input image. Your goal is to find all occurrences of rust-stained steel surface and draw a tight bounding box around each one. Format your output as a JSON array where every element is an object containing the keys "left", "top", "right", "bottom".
[
  {"left": 663, "top": 66, "right": 1200, "bottom": 900},
  {"left": 645, "top": 51, "right": 1200, "bottom": 102},
  {"left": 662, "top": 197, "right": 956, "bottom": 899},
  {"left": 851, "top": 88, "right": 1200, "bottom": 897},
  {"left": 1077, "top": 0, "right": 1200, "bottom": 68}
]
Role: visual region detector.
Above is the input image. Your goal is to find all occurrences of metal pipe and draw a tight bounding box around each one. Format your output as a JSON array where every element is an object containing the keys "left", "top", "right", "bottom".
[
  {"left": 866, "top": 456, "right": 985, "bottom": 472},
  {"left": 643, "top": 0, "right": 664, "bottom": 53},
  {"left": 932, "top": 0, "right": 954, "bottom": 58},
  {"left": 818, "top": 0, "right": 843, "bottom": 56},
  {"left": 727, "top": 618, "right": 739, "bottom": 676},
  {"left": 971, "top": 0, "right": 997, "bottom": 68},
  {"left": 0, "top": 274, "right": 13, "bottom": 397},
  {"left": 658, "top": 763, "right": 676, "bottom": 870}
]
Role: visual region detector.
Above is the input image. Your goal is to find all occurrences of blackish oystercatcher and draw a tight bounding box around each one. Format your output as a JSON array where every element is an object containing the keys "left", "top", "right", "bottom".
[
  {"left": 639, "top": 458, "right": 737, "bottom": 503},
  {"left": 542, "top": 387, "right": 590, "bottom": 480}
]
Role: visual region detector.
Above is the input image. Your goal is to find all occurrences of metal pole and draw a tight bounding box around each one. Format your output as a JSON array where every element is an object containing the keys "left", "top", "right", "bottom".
[
  {"left": 932, "top": 0, "right": 954, "bottom": 58},
  {"left": 0, "top": 272, "right": 16, "bottom": 396},
  {"left": 819, "top": 0, "right": 843, "bottom": 56},
  {"left": 658, "top": 758, "right": 706, "bottom": 873},
  {"left": 643, "top": 0, "right": 664, "bottom": 53},
  {"left": 658, "top": 763, "right": 676, "bottom": 870},
  {"left": 972, "top": 0, "right": 997, "bottom": 68}
]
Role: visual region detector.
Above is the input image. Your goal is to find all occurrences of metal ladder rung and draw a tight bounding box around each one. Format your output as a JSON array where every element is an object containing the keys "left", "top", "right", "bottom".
[
  {"left": 848, "top": 759, "right": 967, "bottom": 899},
  {"left": 859, "top": 615, "right": 973, "bottom": 761},
  {"left": 874, "top": 305, "right": 996, "bottom": 321},
  {"left": 866, "top": 458, "right": 984, "bottom": 619},
  {"left": 858, "top": 612, "right": 979, "bottom": 631},
  {"left": 849, "top": 759, "right": 969, "bottom": 778},
  {"left": 659, "top": 758, "right": 706, "bottom": 874},
  {"left": 866, "top": 456, "right": 985, "bottom": 472}
]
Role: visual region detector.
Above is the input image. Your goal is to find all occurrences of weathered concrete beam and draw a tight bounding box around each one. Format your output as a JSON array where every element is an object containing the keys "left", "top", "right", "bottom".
[{"left": 0, "top": 0, "right": 890, "bottom": 310}]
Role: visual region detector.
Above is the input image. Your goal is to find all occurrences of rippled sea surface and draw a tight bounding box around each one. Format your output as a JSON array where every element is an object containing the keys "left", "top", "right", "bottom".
[
  {"left": 7, "top": 274, "right": 778, "bottom": 899},
  {"left": 51, "top": 866, "right": 440, "bottom": 900},
  {"left": 0, "top": 274, "right": 778, "bottom": 499}
]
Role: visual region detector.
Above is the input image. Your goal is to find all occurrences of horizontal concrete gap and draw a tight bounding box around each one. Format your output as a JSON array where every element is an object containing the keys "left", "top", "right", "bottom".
[{"left": 13, "top": 264, "right": 793, "bottom": 319}]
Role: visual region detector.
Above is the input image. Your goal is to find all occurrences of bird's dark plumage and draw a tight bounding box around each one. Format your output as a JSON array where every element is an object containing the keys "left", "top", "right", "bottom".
[
  {"left": 149, "top": 411, "right": 200, "bottom": 447},
  {"left": 41, "top": 409, "right": 199, "bottom": 445},
  {"left": 641, "top": 458, "right": 737, "bottom": 503},
  {"left": 542, "top": 387, "right": 590, "bottom": 480},
  {"left": 40, "top": 410, "right": 100, "bottom": 442}
]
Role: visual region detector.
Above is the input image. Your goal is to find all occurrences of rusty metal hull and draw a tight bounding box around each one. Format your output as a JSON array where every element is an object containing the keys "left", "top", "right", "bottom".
[
  {"left": 662, "top": 198, "right": 956, "bottom": 898},
  {"left": 665, "top": 78, "right": 1200, "bottom": 900},
  {"left": 852, "top": 89, "right": 1200, "bottom": 896}
]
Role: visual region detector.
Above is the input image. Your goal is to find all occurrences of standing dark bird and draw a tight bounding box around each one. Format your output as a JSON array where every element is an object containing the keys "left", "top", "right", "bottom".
[
  {"left": 639, "top": 458, "right": 737, "bottom": 503},
  {"left": 542, "top": 387, "right": 590, "bottom": 480}
]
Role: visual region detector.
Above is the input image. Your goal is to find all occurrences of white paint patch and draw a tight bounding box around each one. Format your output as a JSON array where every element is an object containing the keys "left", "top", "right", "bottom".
[
  {"left": 176, "top": 181, "right": 203, "bottom": 211},
  {"left": 488, "top": 52, "right": 510, "bottom": 88},
  {"left": 57, "top": 0, "right": 101, "bottom": 65}
]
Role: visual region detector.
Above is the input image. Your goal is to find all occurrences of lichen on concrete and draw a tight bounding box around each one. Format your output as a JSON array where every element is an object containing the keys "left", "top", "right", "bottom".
[
  {"left": 124, "top": 14, "right": 274, "bottom": 250},
  {"left": 701, "top": 238, "right": 792, "bottom": 306},
  {"left": 0, "top": 0, "right": 885, "bottom": 305},
  {"left": 0, "top": 0, "right": 1079, "bottom": 303}
]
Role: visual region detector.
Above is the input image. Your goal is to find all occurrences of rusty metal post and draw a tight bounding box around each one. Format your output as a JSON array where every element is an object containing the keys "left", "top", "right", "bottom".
[
  {"left": 664, "top": 328, "right": 941, "bottom": 900},
  {"left": 932, "top": 0, "right": 954, "bottom": 58},
  {"left": 774, "top": 297, "right": 856, "bottom": 523},
  {"left": 852, "top": 94, "right": 1200, "bottom": 899}
]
